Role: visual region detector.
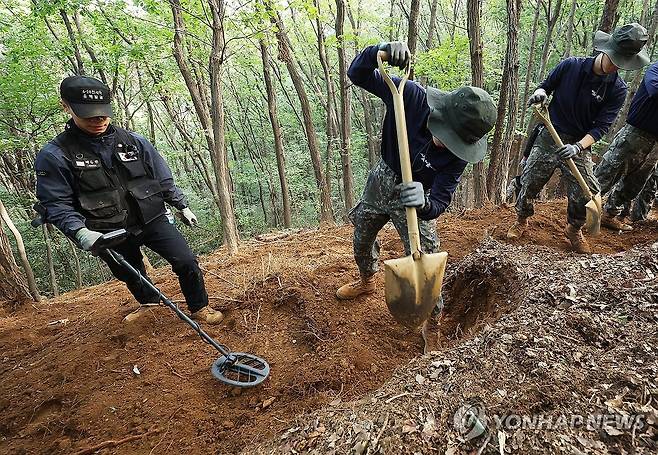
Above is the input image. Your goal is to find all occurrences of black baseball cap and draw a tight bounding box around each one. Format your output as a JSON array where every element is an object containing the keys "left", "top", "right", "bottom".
[{"left": 60, "top": 76, "right": 113, "bottom": 118}]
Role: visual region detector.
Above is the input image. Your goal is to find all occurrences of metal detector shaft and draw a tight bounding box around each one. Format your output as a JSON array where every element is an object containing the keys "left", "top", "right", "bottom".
[{"left": 106, "top": 249, "right": 232, "bottom": 357}]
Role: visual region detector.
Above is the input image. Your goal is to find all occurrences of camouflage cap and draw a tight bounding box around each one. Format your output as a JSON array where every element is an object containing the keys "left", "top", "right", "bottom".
[
  {"left": 593, "top": 23, "right": 650, "bottom": 71},
  {"left": 426, "top": 86, "right": 496, "bottom": 163}
]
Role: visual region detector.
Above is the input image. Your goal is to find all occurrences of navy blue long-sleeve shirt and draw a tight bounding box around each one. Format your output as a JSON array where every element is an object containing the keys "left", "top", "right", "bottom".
[
  {"left": 35, "top": 121, "right": 188, "bottom": 238},
  {"left": 348, "top": 45, "right": 467, "bottom": 220},
  {"left": 628, "top": 62, "right": 658, "bottom": 137},
  {"left": 539, "top": 57, "right": 627, "bottom": 141}
]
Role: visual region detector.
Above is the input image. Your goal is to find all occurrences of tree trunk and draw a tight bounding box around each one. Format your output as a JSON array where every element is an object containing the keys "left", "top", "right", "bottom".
[
  {"left": 208, "top": 0, "right": 240, "bottom": 254},
  {"left": 562, "top": 0, "right": 578, "bottom": 58},
  {"left": 0, "top": 201, "right": 37, "bottom": 303},
  {"left": 486, "top": 0, "right": 522, "bottom": 204},
  {"left": 467, "top": 0, "right": 488, "bottom": 207},
  {"left": 170, "top": 0, "right": 239, "bottom": 252},
  {"left": 336, "top": 0, "right": 355, "bottom": 213},
  {"left": 406, "top": 0, "right": 421, "bottom": 79},
  {"left": 59, "top": 9, "right": 85, "bottom": 75},
  {"left": 260, "top": 40, "right": 292, "bottom": 228},
  {"left": 598, "top": 0, "right": 621, "bottom": 33},
  {"left": 0, "top": 200, "right": 40, "bottom": 300},
  {"left": 538, "top": 0, "right": 564, "bottom": 81},
  {"left": 360, "top": 92, "right": 379, "bottom": 168},
  {"left": 518, "top": 0, "right": 541, "bottom": 130},
  {"left": 311, "top": 1, "right": 339, "bottom": 213},
  {"left": 42, "top": 225, "right": 59, "bottom": 297},
  {"left": 426, "top": 0, "right": 440, "bottom": 49},
  {"left": 267, "top": 4, "right": 334, "bottom": 225},
  {"left": 69, "top": 239, "right": 83, "bottom": 289}
]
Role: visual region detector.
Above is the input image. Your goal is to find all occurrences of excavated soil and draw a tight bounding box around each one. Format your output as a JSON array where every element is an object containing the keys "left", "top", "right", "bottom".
[{"left": 1, "top": 200, "right": 657, "bottom": 454}]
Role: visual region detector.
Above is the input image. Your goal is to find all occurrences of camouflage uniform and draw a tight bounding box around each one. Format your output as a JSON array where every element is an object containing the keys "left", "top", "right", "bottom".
[
  {"left": 349, "top": 159, "right": 443, "bottom": 313},
  {"left": 628, "top": 166, "right": 658, "bottom": 221},
  {"left": 516, "top": 127, "right": 600, "bottom": 228},
  {"left": 594, "top": 123, "right": 658, "bottom": 216}
]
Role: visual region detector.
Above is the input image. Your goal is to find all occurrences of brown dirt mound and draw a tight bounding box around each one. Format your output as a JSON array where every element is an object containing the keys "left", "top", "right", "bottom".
[
  {"left": 250, "top": 239, "right": 658, "bottom": 454},
  {"left": 1, "top": 199, "right": 657, "bottom": 454}
]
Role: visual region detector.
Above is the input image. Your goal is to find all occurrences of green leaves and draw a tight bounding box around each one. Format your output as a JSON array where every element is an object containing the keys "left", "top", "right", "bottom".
[{"left": 414, "top": 35, "right": 471, "bottom": 90}]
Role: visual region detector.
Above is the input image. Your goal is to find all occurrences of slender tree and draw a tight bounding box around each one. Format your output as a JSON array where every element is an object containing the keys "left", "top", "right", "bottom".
[
  {"left": 260, "top": 39, "right": 292, "bottom": 227},
  {"left": 169, "top": 0, "right": 239, "bottom": 253},
  {"left": 266, "top": 2, "right": 334, "bottom": 225},
  {"left": 336, "top": 0, "right": 355, "bottom": 213},
  {"left": 467, "top": 0, "right": 488, "bottom": 207},
  {"left": 598, "top": 0, "right": 621, "bottom": 32},
  {"left": 407, "top": 0, "right": 421, "bottom": 79},
  {"left": 487, "top": 0, "right": 522, "bottom": 203}
]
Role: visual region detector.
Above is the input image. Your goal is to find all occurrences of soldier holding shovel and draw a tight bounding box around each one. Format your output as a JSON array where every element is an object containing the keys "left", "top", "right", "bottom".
[
  {"left": 508, "top": 23, "right": 649, "bottom": 253},
  {"left": 336, "top": 41, "right": 496, "bottom": 353}
]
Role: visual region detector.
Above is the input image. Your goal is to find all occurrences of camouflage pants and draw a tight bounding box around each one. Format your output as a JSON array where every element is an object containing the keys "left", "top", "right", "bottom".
[
  {"left": 628, "top": 166, "right": 658, "bottom": 221},
  {"left": 594, "top": 123, "right": 658, "bottom": 216},
  {"left": 348, "top": 159, "right": 443, "bottom": 313},
  {"left": 516, "top": 127, "right": 600, "bottom": 228}
]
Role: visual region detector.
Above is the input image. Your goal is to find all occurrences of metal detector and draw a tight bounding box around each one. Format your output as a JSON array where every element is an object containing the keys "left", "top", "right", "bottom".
[{"left": 32, "top": 209, "right": 269, "bottom": 388}]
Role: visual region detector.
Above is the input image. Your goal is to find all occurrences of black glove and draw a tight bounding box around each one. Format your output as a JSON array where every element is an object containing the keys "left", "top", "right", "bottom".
[
  {"left": 557, "top": 142, "right": 583, "bottom": 160},
  {"left": 527, "top": 88, "right": 547, "bottom": 106},
  {"left": 378, "top": 42, "right": 410, "bottom": 69}
]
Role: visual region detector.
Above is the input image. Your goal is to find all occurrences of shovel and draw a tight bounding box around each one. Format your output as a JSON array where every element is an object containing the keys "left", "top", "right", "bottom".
[
  {"left": 377, "top": 52, "right": 448, "bottom": 329},
  {"left": 533, "top": 104, "right": 602, "bottom": 235}
]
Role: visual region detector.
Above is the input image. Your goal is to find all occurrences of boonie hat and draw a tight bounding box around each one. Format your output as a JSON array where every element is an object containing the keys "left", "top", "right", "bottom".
[
  {"left": 593, "top": 23, "right": 650, "bottom": 70},
  {"left": 426, "top": 86, "right": 496, "bottom": 163},
  {"left": 60, "top": 76, "right": 113, "bottom": 118}
]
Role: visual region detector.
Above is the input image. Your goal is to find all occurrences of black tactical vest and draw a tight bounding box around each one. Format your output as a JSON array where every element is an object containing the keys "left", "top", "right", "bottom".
[{"left": 54, "top": 127, "right": 166, "bottom": 232}]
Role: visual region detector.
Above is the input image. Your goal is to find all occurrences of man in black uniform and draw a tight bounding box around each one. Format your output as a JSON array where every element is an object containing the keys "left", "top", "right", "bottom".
[{"left": 35, "top": 76, "right": 223, "bottom": 324}]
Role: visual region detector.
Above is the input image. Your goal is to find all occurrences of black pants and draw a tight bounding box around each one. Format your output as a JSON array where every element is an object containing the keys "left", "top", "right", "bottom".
[{"left": 99, "top": 217, "right": 208, "bottom": 312}]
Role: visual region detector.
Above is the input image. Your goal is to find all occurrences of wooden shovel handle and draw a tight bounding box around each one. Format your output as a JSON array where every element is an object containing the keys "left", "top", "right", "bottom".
[
  {"left": 376, "top": 52, "right": 421, "bottom": 256},
  {"left": 533, "top": 104, "right": 594, "bottom": 200}
]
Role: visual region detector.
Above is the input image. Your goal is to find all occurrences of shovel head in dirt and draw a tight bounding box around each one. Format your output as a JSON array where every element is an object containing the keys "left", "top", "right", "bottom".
[
  {"left": 376, "top": 52, "right": 449, "bottom": 329},
  {"left": 384, "top": 250, "right": 448, "bottom": 328}
]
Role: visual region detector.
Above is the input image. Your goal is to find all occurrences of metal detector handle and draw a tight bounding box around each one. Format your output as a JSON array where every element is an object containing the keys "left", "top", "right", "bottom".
[
  {"left": 105, "top": 249, "right": 231, "bottom": 356},
  {"left": 376, "top": 51, "right": 422, "bottom": 258},
  {"left": 533, "top": 104, "right": 594, "bottom": 199},
  {"left": 90, "top": 229, "right": 129, "bottom": 255}
]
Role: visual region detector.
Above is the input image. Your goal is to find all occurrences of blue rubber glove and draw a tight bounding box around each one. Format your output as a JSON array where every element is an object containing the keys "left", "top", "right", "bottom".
[
  {"left": 75, "top": 227, "right": 103, "bottom": 251},
  {"left": 557, "top": 142, "right": 583, "bottom": 160},
  {"left": 399, "top": 182, "right": 426, "bottom": 208}
]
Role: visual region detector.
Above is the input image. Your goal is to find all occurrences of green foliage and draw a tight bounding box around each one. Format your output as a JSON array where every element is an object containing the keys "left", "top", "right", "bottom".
[
  {"left": 0, "top": 0, "right": 653, "bottom": 299},
  {"left": 414, "top": 35, "right": 471, "bottom": 90}
]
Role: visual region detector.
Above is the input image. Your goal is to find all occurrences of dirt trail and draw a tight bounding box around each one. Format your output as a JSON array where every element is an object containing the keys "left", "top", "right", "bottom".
[{"left": 1, "top": 200, "right": 656, "bottom": 454}]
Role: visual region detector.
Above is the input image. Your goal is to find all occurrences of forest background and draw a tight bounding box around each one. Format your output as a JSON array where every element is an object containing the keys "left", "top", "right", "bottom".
[{"left": 0, "top": 0, "right": 657, "bottom": 301}]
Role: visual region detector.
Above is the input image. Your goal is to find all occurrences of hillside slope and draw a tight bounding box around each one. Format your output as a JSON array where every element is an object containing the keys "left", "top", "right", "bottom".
[{"left": 1, "top": 200, "right": 657, "bottom": 454}]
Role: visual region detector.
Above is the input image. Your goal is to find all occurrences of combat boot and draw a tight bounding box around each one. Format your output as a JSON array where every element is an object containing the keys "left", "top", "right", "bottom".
[
  {"left": 123, "top": 303, "right": 161, "bottom": 323},
  {"left": 191, "top": 306, "right": 224, "bottom": 325},
  {"left": 336, "top": 276, "right": 376, "bottom": 300},
  {"left": 506, "top": 217, "right": 528, "bottom": 239},
  {"left": 565, "top": 224, "right": 591, "bottom": 254},
  {"left": 421, "top": 314, "right": 440, "bottom": 354},
  {"left": 601, "top": 212, "right": 633, "bottom": 231}
]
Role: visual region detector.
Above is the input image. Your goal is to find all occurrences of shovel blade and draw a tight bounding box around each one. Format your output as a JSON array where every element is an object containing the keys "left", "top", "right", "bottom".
[
  {"left": 384, "top": 251, "right": 448, "bottom": 329},
  {"left": 585, "top": 193, "right": 602, "bottom": 236}
]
